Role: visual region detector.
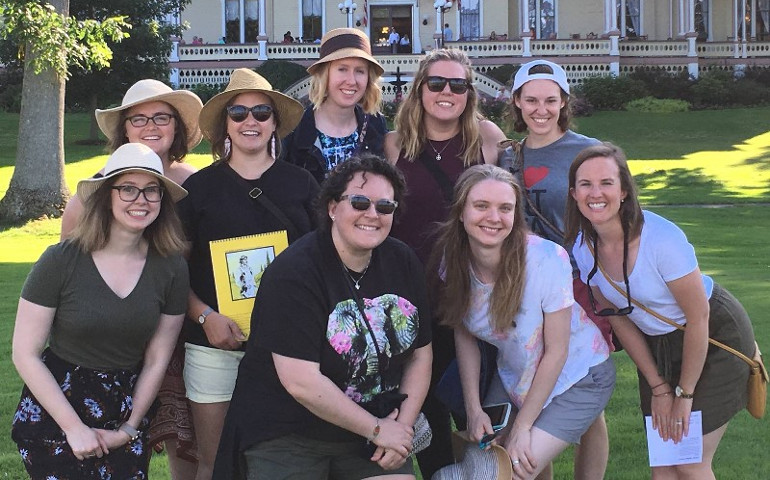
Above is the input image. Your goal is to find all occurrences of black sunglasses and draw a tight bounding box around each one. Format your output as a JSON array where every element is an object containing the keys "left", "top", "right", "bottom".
[
  {"left": 126, "top": 113, "right": 175, "bottom": 128},
  {"left": 425, "top": 76, "right": 472, "bottom": 94},
  {"left": 586, "top": 235, "right": 634, "bottom": 317},
  {"left": 226, "top": 104, "right": 273, "bottom": 123},
  {"left": 339, "top": 194, "right": 398, "bottom": 215}
]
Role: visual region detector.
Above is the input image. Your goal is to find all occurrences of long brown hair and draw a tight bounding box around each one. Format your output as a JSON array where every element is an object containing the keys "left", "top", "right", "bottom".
[
  {"left": 394, "top": 49, "right": 482, "bottom": 167},
  {"left": 564, "top": 142, "right": 644, "bottom": 247},
  {"left": 108, "top": 103, "right": 190, "bottom": 162},
  {"left": 430, "top": 165, "right": 528, "bottom": 331}
]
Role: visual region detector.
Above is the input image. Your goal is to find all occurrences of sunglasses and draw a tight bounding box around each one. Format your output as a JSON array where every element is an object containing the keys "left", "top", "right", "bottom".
[
  {"left": 586, "top": 237, "right": 634, "bottom": 317},
  {"left": 226, "top": 104, "right": 274, "bottom": 123},
  {"left": 424, "top": 76, "right": 472, "bottom": 94},
  {"left": 339, "top": 194, "right": 398, "bottom": 215},
  {"left": 112, "top": 185, "right": 164, "bottom": 203},
  {"left": 126, "top": 113, "right": 175, "bottom": 128}
]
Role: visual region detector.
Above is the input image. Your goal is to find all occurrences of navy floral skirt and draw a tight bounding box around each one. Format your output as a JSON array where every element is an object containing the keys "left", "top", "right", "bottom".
[{"left": 12, "top": 348, "right": 155, "bottom": 480}]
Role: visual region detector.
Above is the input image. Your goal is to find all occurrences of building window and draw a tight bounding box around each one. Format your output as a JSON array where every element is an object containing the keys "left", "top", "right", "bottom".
[
  {"left": 528, "top": 0, "right": 555, "bottom": 39},
  {"left": 302, "top": 0, "right": 322, "bottom": 43},
  {"left": 617, "top": 0, "right": 641, "bottom": 38},
  {"left": 758, "top": 0, "right": 769, "bottom": 38},
  {"left": 694, "top": 0, "right": 709, "bottom": 41},
  {"left": 460, "top": 0, "right": 480, "bottom": 40},
  {"left": 226, "top": 0, "right": 239, "bottom": 43},
  {"left": 245, "top": 0, "right": 259, "bottom": 42}
]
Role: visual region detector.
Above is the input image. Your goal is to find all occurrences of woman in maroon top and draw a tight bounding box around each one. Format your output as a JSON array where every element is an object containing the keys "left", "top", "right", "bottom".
[{"left": 383, "top": 48, "right": 505, "bottom": 478}]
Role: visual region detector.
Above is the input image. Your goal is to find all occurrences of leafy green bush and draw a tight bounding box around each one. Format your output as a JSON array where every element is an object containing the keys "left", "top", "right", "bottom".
[
  {"left": 690, "top": 70, "right": 732, "bottom": 107},
  {"left": 625, "top": 97, "right": 690, "bottom": 113},
  {"left": 0, "top": 67, "right": 23, "bottom": 113},
  {"left": 479, "top": 97, "right": 509, "bottom": 125},
  {"left": 485, "top": 64, "right": 517, "bottom": 87},
  {"left": 575, "top": 75, "right": 648, "bottom": 110},
  {"left": 628, "top": 67, "right": 693, "bottom": 101},
  {"left": 256, "top": 60, "right": 309, "bottom": 92},
  {"left": 188, "top": 82, "right": 225, "bottom": 104},
  {"left": 727, "top": 78, "right": 770, "bottom": 106}
]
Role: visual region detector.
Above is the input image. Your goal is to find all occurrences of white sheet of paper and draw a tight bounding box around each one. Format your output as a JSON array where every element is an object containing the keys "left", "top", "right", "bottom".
[{"left": 645, "top": 410, "right": 703, "bottom": 467}]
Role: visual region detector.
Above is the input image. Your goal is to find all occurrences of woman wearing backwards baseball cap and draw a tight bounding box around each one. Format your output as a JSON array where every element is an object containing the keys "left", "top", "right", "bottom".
[
  {"left": 283, "top": 27, "right": 388, "bottom": 185},
  {"left": 12, "top": 143, "right": 189, "bottom": 479},
  {"left": 500, "top": 59, "right": 608, "bottom": 480}
]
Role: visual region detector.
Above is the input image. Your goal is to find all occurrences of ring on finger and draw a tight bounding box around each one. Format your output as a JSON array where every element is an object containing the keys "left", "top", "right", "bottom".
[
  {"left": 512, "top": 459, "right": 520, "bottom": 465},
  {"left": 675, "top": 420, "right": 683, "bottom": 425}
]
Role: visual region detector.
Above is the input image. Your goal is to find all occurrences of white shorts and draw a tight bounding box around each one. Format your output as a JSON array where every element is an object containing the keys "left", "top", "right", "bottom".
[{"left": 184, "top": 343, "right": 245, "bottom": 404}]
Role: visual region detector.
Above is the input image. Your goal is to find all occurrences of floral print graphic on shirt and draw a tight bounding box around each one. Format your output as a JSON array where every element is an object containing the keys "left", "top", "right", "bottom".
[
  {"left": 318, "top": 129, "right": 359, "bottom": 173},
  {"left": 327, "top": 294, "right": 419, "bottom": 404}
]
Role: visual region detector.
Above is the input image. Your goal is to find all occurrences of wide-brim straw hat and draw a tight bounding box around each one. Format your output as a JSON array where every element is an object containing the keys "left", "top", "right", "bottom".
[
  {"left": 431, "top": 431, "right": 513, "bottom": 480},
  {"left": 77, "top": 143, "right": 188, "bottom": 203},
  {"left": 308, "top": 28, "right": 384, "bottom": 77},
  {"left": 95, "top": 79, "right": 204, "bottom": 150},
  {"left": 198, "top": 68, "right": 304, "bottom": 141}
]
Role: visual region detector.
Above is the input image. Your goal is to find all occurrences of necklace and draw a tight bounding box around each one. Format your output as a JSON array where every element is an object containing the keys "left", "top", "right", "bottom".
[
  {"left": 428, "top": 138, "right": 451, "bottom": 161},
  {"left": 343, "top": 262, "right": 370, "bottom": 290}
]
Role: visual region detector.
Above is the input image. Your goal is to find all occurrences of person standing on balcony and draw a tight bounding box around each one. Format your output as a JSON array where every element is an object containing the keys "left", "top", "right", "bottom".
[
  {"left": 443, "top": 23, "right": 453, "bottom": 42},
  {"left": 60, "top": 78, "right": 204, "bottom": 480},
  {"left": 383, "top": 48, "right": 506, "bottom": 479},
  {"left": 499, "top": 59, "right": 608, "bottom": 480},
  {"left": 388, "top": 27, "right": 400, "bottom": 54},
  {"left": 283, "top": 28, "right": 387, "bottom": 185},
  {"left": 179, "top": 68, "right": 317, "bottom": 480}
]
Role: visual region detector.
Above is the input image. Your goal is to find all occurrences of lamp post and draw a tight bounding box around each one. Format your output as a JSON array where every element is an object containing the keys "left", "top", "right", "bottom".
[
  {"left": 433, "top": 0, "right": 452, "bottom": 49},
  {"left": 338, "top": 0, "right": 357, "bottom": 28}
]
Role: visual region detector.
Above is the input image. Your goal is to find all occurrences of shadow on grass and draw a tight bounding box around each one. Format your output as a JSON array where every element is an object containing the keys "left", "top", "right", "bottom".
[{"left": 634, "top": 167, "right": 739, "bottom": 204}]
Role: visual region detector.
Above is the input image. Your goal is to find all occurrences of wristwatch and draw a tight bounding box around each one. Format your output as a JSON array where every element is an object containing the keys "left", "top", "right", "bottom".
[
  {"left": 675, "top": 385, "right": 694, "bottom": 399},
  {"left": 198, "top": 307, "right": 214, "bottom": 325},
  {"left": 118, "top": 423, "right": 140, "bottom": 442}
]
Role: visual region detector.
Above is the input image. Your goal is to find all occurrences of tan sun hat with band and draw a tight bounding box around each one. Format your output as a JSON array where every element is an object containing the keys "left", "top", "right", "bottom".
[
  {"left": 197, "top": 68, "right": 304, "bottom": 141},
  {"left": 95, "top": 79, "right": 204, "bottom": 150},
  {"left": 308, "top": 28, "right": 384, "bottom": 77}
]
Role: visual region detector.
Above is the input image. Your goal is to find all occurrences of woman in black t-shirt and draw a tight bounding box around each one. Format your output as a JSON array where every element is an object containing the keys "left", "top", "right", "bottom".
[{"left": 214, "top": 155, "right": 432, "bottom": 479}]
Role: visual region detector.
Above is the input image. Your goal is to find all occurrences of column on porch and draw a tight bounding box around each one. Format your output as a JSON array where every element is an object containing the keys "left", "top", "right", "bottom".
[
  {"left": 678, "top": 0, "right": 685, "bottom": 37},
  {"left": 751, "top": 0, "right": 758, "bottom": 39},
  {"left": 685, "top": 0, "right": 699, "bottom": 78},
  {"left": 521, "top": 0, "right": 532, "bottom": 57},
  {"left": 239, "top": 0, "right": 246, "bottom": 43},
  {"left": 221, "top": 0, "right": 227, "bottom": 41}
]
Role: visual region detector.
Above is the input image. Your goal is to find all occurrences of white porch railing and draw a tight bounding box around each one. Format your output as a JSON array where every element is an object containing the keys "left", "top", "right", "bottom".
[
  {"left": 529, "top": 39, "right": 612, "bottom": 56},
  {"left": 618, "top": 40, "right": 689, "bottom": 57}
]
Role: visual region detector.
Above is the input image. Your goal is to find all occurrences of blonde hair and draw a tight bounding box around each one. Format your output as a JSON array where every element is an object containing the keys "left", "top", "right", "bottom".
[
  {"left": 429, "top": 165, "right": 528, "bottom": 332},
  {"left": 308, "top": 60, "right": 383, "bottom": 114},
  {"left": 394, "top": 49, "right": 482, "bottom": 167}
]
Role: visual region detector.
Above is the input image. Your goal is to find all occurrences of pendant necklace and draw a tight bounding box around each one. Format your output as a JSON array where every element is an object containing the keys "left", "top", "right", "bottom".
[
  {"left": 428, "top": 138, "right": 451, "bottom": 161},
  {"left": 343, "top": 262, "right": 370, "bottom": 290}
]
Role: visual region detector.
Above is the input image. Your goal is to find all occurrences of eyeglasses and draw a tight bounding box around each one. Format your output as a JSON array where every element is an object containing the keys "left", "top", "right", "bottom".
[
  {"left": 125, "top": 113, "right": 175, "bottom": 128},
  {"left": 424, "top": 76, "right": 472, "bottom": 94},
  {"left": 585, "top": 235, "right": 634, "bottom": 316},
  {"left": 111, "top": 185, "right": 164, "bottom": 203},
  {"left": 339, "top": 194, "right": 398, "bottom": 215},
  {"left": 226, "top": 104, "right": 273, "bottom": 123}
]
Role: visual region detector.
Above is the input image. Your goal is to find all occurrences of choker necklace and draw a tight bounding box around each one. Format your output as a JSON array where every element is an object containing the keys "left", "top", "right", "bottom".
[
  {"left": 343, "top": 262, "right": 370, "bottom": 290},
  {"left": 428, "top": 138, "right": 451, "bottom": 161}
]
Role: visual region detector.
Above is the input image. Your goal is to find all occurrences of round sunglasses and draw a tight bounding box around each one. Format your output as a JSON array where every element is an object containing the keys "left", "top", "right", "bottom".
[
  {"left": 226, "top": 104, "right": 274, "bottom": 123},
  {"left": 339, "top": 194, "right": 399, "bottom": 215},
  {"left": 424, "top": 76, "right": 472, "bottom": 94}
]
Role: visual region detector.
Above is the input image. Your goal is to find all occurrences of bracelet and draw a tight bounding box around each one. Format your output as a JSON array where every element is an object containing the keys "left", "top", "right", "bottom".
[
  {"left": 653, "top": 391, "right": 672, "bottom": 397},
  {"left": 650, "top": 381, "right": 668, "bottom": 391},
  {"left": 367, "top": 419, "right": 380, "bottom": 442}
]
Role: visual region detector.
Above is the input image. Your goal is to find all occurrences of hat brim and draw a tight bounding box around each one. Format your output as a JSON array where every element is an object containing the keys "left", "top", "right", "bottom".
[
  {"left": 77, "top": 167, "right": 188, "bottom": 204},
  {"left": 307, "top": 48, "right": 384, "bottom": 77},
  {"left": 95, "top": 90, "right": 204, "bottom": 150},
  {"left": 198, "top": 88, "right": 304, "bottom": 142}
]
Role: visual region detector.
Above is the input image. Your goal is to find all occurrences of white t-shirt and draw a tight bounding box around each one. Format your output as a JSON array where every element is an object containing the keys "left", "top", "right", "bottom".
[
  {"left": 573, "top": 210, "right": 714, "bottom": 336},
  {"left": 463, "top": 235, "right": 610, "bottom": 409}
]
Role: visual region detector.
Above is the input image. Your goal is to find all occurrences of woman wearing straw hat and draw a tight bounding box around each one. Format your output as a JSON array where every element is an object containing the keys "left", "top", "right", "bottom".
[
  {"left": 383, "top": 48, "right": 506, "bottom": 479},
  {"left": 11, "top": 143, "right": 190, "bottom": 479},
  {"left": 179, "top": 68, "right": 318, "bottom": 480},
  {"left": 283, "top": 27, "right": 387, "bottom": 185},
  {"left": 60, "top": 78, "right": 204, "bottom": 479}
]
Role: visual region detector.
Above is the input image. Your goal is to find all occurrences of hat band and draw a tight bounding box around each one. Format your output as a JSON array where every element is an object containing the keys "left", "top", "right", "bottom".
[
  {"left": 319, "top": 34, "right": 372, "bottom": 59},
  {"left": 106, "top": 165, "right": 164, "bottom": 177}
]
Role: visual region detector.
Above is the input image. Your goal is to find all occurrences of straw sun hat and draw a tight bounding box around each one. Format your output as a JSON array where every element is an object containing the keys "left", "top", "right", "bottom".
[
  {"left": 197, "top": 68, "right": 304, "bottom": 142},
  {"left": 77, "top": 143, "right": 188, "bottom": 203},
  {"left": 307, "top": 28, "right": 384, "bottom": 77},
  {"left": 95, "top": 79, "right": 204, "bottom": 150}
]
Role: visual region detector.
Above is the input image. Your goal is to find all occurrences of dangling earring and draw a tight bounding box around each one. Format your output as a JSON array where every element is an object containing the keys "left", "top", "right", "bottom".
[
  {"left": 224, "top": 135, "right": 232, "bottom": 158},
  {"left": 331, "top": 215, "right": 336, "bottom": 222},
  {"left": 270, "top": 132, "right": 276, "bottom": 160}
]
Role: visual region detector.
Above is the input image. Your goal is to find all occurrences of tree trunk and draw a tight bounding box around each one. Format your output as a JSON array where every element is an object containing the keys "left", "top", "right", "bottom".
[
  {"left": 0, "top": 0, "right": 70, "bottom": 223},
  {"left": 88, "top": 92, "right": 100, "bottom": 142}
]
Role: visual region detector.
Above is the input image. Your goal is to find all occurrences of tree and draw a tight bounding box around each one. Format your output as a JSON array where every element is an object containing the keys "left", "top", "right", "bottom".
[
  {"left": 67, "top": 0, "right": 191, "bottom": 143},
  {"left": 0, "top": 1, "right": 128, "bottom": 223}
]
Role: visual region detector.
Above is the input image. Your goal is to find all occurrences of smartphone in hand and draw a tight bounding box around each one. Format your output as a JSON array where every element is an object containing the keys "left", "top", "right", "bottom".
[{"left": 479, "top": 402, "right": 512, "bottom": 448}]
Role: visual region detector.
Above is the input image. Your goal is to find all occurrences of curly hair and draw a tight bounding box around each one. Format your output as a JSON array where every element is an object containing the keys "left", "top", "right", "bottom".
[
  {"left": 308, "top": 61, "right": 383, "bottom": 115},
  {"left": 564, "top": 142, "right": 644, "bottom": 247},
  {"left": 509, "top": 63, "right": 572, "bottom": 134},
  {"left": 429, "top": 164, "right": 528, "bottom": 332},
  {"left": 108, "top": 103, "right": 190, "bottom": 162},
  {"left": 316, "top": 152, "right": 406, "bottom": 230},
  {"left": 394, "top": 48, "right": 483, "bottom": 167}
]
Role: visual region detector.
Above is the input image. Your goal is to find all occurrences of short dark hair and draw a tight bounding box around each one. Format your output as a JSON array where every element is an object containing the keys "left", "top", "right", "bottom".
[
  {"left": 108, "top": 103, "right": 190, "bottom": 162},
  {"left": 316, "top": 153, "right": 406, "bottom": 230},
  {"left": 510, "top": 63, "right": 572, "bottom": 134}
]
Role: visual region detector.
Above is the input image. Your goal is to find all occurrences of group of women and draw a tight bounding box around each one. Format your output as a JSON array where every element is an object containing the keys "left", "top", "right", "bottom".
[{"left": 10, "top": 26, "right": 758, "bottom": 480}]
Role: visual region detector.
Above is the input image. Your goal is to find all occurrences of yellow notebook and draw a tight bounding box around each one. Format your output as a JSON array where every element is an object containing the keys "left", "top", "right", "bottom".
[{"left": 209, "top": 230, "right": 289, "bottom": 339}]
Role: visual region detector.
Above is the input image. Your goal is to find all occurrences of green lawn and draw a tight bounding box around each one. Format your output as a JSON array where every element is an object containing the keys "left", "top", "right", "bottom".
[{"left": 0, "top": 109, "right": 768, "bottom": 479}]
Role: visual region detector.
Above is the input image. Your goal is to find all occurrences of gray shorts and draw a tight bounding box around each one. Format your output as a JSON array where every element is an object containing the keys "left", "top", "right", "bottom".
[
  {"left": 243, "top": 433, "right": 414, "bottom": 480},
  {"left": 484, "top": 358, "right": 615, "bottom": 444}
]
